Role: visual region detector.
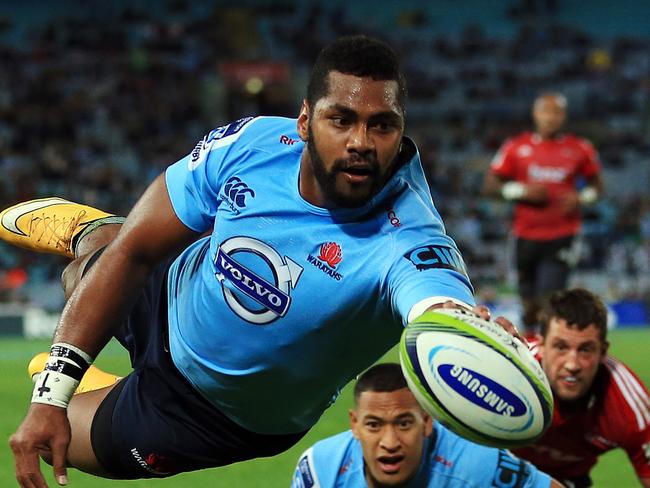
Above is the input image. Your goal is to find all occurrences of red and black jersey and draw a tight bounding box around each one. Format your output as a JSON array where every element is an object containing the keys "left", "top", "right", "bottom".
[
  {"left": 514, "top": 348, "right": 650, "bottom": 481},
  {"left": 490, "top": 132, "right": 601, "bottom": 240}
]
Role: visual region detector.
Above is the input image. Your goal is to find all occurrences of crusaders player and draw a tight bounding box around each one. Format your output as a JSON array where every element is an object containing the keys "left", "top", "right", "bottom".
[
  {"left": 483, "top": 93, "right": 604, "bottom": 337},
  {"left": 514, "top": 288, "right": 650, "bottom": 488}
]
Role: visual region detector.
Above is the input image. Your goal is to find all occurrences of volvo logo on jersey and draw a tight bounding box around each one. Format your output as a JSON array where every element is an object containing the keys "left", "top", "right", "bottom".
[
  {"left": 215, "top": 237, "right": 303, "bottom": 324},
  {"left": 306, "top": 242, "right": 343, "bottom": 281}
]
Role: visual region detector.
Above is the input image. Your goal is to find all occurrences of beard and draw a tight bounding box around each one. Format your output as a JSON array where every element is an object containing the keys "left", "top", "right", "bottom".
[{"left": 307, "top": 124, "right": 393, "bottom": 208}]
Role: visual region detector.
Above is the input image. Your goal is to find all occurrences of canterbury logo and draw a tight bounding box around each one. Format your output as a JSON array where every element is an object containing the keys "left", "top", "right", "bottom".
[
  {"left": 224, "top": 177, "right": 255, "bottom": 208},
  {"left": 1, "top": 198, "right": 70, "bottom": 236}
]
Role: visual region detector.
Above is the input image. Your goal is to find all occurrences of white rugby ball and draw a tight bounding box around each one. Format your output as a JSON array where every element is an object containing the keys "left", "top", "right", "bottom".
[{"left": 399, "top": 308, "right": 553, "bottom": 448}]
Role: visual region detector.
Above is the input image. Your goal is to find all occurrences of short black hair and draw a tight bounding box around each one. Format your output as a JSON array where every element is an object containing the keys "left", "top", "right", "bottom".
[
  {"left": 353, "top": 362, "right": 408, "bottom": 404},
  {"left": 307, "top": 35, "right": 407, "bottom": 111},
  {"left": 540, "top": 288, "right": 608, "bottom": 341}
]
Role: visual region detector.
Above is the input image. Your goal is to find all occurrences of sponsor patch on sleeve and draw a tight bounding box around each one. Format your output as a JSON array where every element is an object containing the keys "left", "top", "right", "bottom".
[
  {"left": 291, "top": 452, "right": 318, "bottom": 488},
  {"left": 403, "top": 245, "right": 468, "bottom": 277},
  {"left": 492, "top": 450, "right": 529, "bottom": 488},
  {"left": 187, "top": 117, "right": 255, "bottom": 170}
]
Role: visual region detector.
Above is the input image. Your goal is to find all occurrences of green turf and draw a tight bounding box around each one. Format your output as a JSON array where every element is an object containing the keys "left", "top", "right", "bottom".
[{"left": 1, "top": 328, "right": 649, "bottom": 487}]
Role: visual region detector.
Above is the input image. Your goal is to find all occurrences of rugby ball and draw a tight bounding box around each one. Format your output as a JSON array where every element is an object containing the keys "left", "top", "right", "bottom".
[{"left": 399, "top": 308, "right": 553, "bottom": 448}]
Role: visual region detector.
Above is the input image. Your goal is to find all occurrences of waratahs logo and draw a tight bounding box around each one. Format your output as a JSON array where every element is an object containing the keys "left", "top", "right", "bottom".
[
  {"left": 222, "top": 176, "right": 255, "bottom": 213},
  {"left": 215, "top": 236, "right": 303, "bottom": 324},
  {"left": 318, "top": 242, "right": 342, "bottom": 268},
  {"left": 306, "top": 242, "right": 343, "bottom": 281}
]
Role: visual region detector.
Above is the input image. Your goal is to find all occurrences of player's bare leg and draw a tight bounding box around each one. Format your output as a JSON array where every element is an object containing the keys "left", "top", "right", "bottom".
[{"left": 60, "top": 221, "right": 122, "bottom": 299}]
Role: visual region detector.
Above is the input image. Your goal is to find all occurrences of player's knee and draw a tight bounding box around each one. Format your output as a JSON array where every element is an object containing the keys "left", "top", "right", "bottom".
[
  {"left": 61, "top": 260, "right": 84, "bottom": 299},
  {"left": 75, "top": 223, "right": 121, "bottom": 257}
]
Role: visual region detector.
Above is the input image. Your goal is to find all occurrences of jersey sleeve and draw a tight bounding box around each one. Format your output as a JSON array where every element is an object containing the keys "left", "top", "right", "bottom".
[
  {"left": 291, "top": 447, "right": 322, "bottom": 488},
  {"left": 576, "top": 138, "right": 601, "bottom": 179},
  {"left": 290, "top": 432, "right": 358, "bottom": 488},
  {"left": 490, "top": 138, "right": 518, "bottom": 179},
  {"left": 468, "top": 447, "right": 551, "bottom": 488},
  {"left": 496, "top": 450, "right": 553, "bottom": 488},
  {"left": 606, "top": 359, "right": 650, "bottom": 479},
  {"left": 384, "top": 226, "right": 475, "bottom": 326},
  {"left": 165, "top": 117, "right": 256, "bottom": 232},
  {"left": 433, "top": 424, "right": 551, "bottom": 487}
]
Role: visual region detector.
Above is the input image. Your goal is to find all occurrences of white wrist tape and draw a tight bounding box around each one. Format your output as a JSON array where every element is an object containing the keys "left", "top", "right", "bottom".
[
  {"left": 31, "top": 343, "right": 93, "bottom": 409},
  {"left": 408, "top": 296, "right": 474, "bottom": 323},
  {"left": 578, "top": 186, "right": 598, "bottom": 205},
  {"left": 501, "top": 181, "right": 526, "bottom": 201},
  {"left": 32, "top": 370, "right": 80, "bottom": 408}
]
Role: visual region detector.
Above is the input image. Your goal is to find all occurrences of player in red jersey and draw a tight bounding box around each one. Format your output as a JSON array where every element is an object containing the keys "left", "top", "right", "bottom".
[
  {"left": 483, "top": 93, "right": 604, "bottom": 337},
  {"left": 514, "top": 288, "right": 650, "bottom": 488}
]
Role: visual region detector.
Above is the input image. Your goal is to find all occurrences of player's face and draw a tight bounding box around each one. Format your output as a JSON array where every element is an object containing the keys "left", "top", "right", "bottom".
[
  {"left": 297, "top": 71, "right": 404, "bottom": 208},
  {"left": 540, "top": 317, "right": 607, "bottom": 402},
  {"left": 350, "top": 388, "right": 433, "bottom": 487},
  {"left": 532, "top": 96, "right": 566, "bottom": 138}
]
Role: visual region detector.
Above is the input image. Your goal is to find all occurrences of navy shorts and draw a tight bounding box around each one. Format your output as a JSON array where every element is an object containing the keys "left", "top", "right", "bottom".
[
  {"left": 87, "top": 250, "right": 307, "bottom": 479},
  {"left": 515, "top": 235, "right": 574, "bottom": 299}
]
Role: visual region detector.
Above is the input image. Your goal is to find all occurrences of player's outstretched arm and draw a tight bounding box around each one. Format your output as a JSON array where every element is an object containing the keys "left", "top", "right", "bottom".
[
  {"left": 52, "top": 172, "right": 199, "bottom": 355},
  {"left": 9, "top": 173, "right": 200, "bottom": 488}
]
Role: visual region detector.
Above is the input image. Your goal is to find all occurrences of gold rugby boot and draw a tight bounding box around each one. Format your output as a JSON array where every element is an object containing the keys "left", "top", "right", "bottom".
[{"left": 0, "top": 197, "right": 118, "bottom": 257}]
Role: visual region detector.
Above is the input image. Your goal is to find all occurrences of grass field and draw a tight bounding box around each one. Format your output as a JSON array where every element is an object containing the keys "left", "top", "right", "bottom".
[{"left": 1, "top": 329, "right": 649, "bottom": 487}]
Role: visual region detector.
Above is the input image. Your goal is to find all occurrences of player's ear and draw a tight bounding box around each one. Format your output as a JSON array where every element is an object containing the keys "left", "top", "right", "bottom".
[
  {"left": 297, "top": 100, "right": 310, "bottom": 141},
  {"left": 423, "top": 412, "right": 433, "bottom": 437},
  {"left": 349, "top": 409, "right": 360, "bottom": 438}
]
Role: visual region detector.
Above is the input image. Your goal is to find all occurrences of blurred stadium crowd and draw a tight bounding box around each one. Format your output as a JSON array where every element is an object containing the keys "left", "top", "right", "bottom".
[{"left": 0, "top": 0, "right": 649, "bottom": 313}]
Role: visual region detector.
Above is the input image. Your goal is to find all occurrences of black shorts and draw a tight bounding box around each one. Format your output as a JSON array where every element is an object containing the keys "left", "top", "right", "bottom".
[
  {"left": 515, "top": 235, "right": 575, "bottom": 299},
  {"left": 87, "top": 250, "right": 306, "bottom": 479}
]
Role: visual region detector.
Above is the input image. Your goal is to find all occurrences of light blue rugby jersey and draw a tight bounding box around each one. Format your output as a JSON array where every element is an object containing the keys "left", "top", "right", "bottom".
[
  {"left": 164, "top": 116, "right": 474, "bottom": 434},
  {"left": 291, "top": 424, "right": 552, "bottom": 488}
]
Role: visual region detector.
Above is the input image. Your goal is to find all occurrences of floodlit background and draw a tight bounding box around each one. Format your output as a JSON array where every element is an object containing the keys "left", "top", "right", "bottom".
[{"left": 0, "top": 1, "right": 649, "bottom": 486}]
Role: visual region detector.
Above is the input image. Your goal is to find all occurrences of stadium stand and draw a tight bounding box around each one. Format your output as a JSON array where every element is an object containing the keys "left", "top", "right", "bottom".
[{"left": 0, "top": 0, "right": 648, "bottom": 326}]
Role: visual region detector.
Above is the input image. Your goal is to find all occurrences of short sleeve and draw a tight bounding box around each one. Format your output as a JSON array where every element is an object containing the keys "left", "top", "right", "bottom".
[
  {"left": 385, "top": 229, "right": 475, "bottom": 326},
  {"left": 609, "top": 361, "right": 650, "bottom": 478},
  {"left": 490, "top": 138, "right": 518, "bottom": 179},
  {"left": 495, "top": 450, "right": 552, "bottom": 488},
  {"left": 577, "top": 138, "right": 601, "bottom": 179},
  {"left": 291, "top": 447, "right": 322, "bottom": 488},
  {"left": 165, "top": 117, "right": 256, "bottom": 232}
]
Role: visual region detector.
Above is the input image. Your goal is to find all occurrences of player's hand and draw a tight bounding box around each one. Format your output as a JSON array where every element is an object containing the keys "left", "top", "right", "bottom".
[
  {"left": 10, "top": 403, "right": 71, "bottom": 488},
  {"left": 437, "top": 301, "right": 526, "bottom": 344},
  {"left": 522, "top": 183, "right": 548, "bottom": 204},
  {"left": 558, "top": 189, "right": 580, "bottom": 215}
]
